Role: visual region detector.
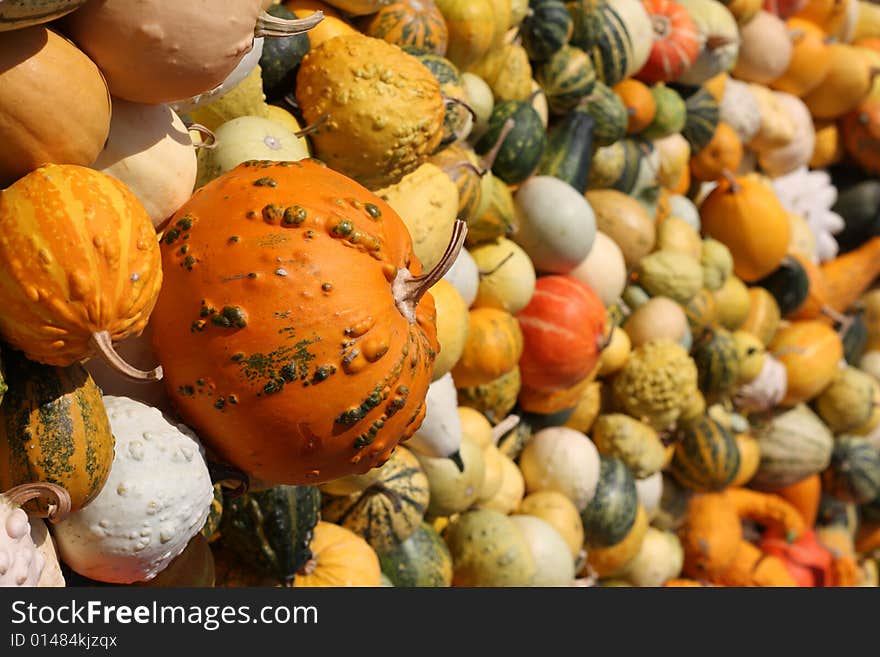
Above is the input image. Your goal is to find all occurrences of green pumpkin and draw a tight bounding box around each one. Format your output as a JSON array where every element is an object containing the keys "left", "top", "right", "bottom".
[
  {"left": 537, "top": 109, "right": 595, "bottom": 193},
  {"left": 218, "top": 485, "right": 321, "bottom": 585},
  {"left": 824, "top": 435, "right": 880, "bottom": 505},
  {"left": 577, "top": 80, "right": 627, "bottom": 147},
  {"left": 670, "top": 416, "right": 740, "bottom": 492},
  {"left": 641, "top": 84, "right": 686, "bottom": 140},
  {"left": 521, "top": 0, "right": 574, "bottom": 61},
  {"left": 474, "top": 100, "right": 547, "bottom": 184},
  {"left": 756, "top": 257, "right": 809, "bottom": 316},
  {"left": 259, "top": 4, "right": 310, "bottom": 101},
  {"left": 378, "top": 522, "right": 453, "bottom": 587},
  {"left": 691, "top": 328, "right": 741, "bottom": 400},
  {"left": 580, "top": 456, "right": 639, "bottom": 548},
  {"left": 535, "top": 45, "right": 597, "bottom": 115}
]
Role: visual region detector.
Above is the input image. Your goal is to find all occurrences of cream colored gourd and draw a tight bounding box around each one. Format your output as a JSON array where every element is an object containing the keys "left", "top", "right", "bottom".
[
  {"left": 415, "top": 437, "right": 485, "bottom": 518},
  {"left": 637, "top": 251, "right": 704, "bottom": 304},
  {"left": 758, "top": 92, "right": 816, "bottom": 178},
  {"left": 676, "top": 0, "right": 741, "bottom": 85},
  {"left": 462, "top": 72, "right": 495, "bottom": 143},
  {"left": 654, "top": 133, "right": 692, "bottom": 192},
  {"left": 623, "top": 297, "right": 690, "bottom": 348},
  {"left": 479, "top": 453, "right": 525, "bottom": 513},
  {"left": 733, "top": 354, "right": 788, "bottom": 413},
  {"left": 668, "top": 194, "right": 701, "bottom": 231},
  {"left": 477, "top": 444, "right": 506, "bottom": 503},
  {"left": 52, "top": 397, "right": 214, "bottom": 584},
  {"left": 815, "top": 366, "right": 877, "bottom": 433},
  {"left": 93, "top": 99, "right": 197, "bottom": 229},
  {"left": 860, "top": 352, "right": 880, "bottom": 382},
  {"left": 518, "top": 491, "right": 584, "bottom": 559},
  {"left": 62, "top": 1, "right": 321, "bottom": 103},
  {"left": 458, "top": 407, "right": 494, "bottom": 448},
  {"left": 377, "top": 163, "right": 459, "bottom": 272},
  {"left": 719, "top": 78, "right": 762, "bottom": 144},
  {"left": 169, "top": 38, "right": 265, "bottom": 115},
  {"left": 514, "top": 176, "right": 597, "bottom": 274},
  {"left": 510, "top": 515, "right": 575, "bottom": 586},
  {"left": 568, "top": 231, "right": 628, "bottom": 308},
  {"left": 585, "top": 190, "right": 657, "bottom": 269},
  {"left": 657, "top": 218, "right": 702, "bottom": 261},
  {"left": 0, "top": 491, "right": 47, "bottom": 587},
  {"left": 748, "top": 83, "right": 797, "bottom": 153},
  {"left": 732, "top": 11, "right": 793, "bottom": 84},
  {"left": 29, "top": 519, "right": 64, "bottom": 588},
  {"left": 408, "top": 373, "right": 464, "bottom": 459},
  {"left": 444, "top": 509, "right": 536, "bottom": 586},
  {"left": 196, "top": 115, "right": 309, "bottom": 188},
  {"left": 635, "top": 471, "right": 664, "bottom": 520},
  {"left": 518, "top": 427, "right": 601, "bottom": 511},
  {"left": 443, "top": 248, "right": 480, "bottom": 307},
  {"left": 430, "top": 280, "right": 470, "bottom": 381},
  {"left": 592, "top": 414, "right": 667, "bottom": 479},
  {"left": 471, "top": 238, "right": 536, "bottom": 314},
  {"left": 621, "top": 528, "right": 684, "bottom": 586},
  {"left": 701, "top": 238, "right": 734, "bottom": 291}
]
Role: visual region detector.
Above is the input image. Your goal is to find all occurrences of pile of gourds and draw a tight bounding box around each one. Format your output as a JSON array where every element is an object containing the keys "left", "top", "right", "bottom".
[{"left": 2, "top": 0, "right": 880, "bottom": 589}]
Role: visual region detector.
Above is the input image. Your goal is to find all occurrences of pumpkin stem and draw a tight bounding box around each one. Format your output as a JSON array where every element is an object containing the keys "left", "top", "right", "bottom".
[
  {"left": 478, "top": 251, "right": 515, "bottom": 279},
  {"left": 254, "top": 9, "right": 324, "bottom": 38},
  {"left": 293, "top": 113, "right": 330, "bottom": 139},
  {"left": 490, "top": 414, "right": 521, "bottom": 445},
  {"left": 721, "top": 169, "right": 740, "bottom": 193},
  {"left": 4, "top": 482, "right": 72, "bottom": 524},
  {"left": 392, "top": 219, "right": 468, "bottom": 323},
  {"left": 445, "top": 160, "right": 483, "bottom": 179},
  {"left": 448, "top": 450, "right": 465, "bottom": 472},
  {"left": 89, "top": 331, "right": 163, "bottom": 382},
  {"left": 479, "top": 118, "right": 516, "bottom": 174},
  {"left": 821, "top": 305, "right": 855, "bottom": 337},
  {"left": 597, "top": 323, "right": 616, "bottom": 352},
  {"left": 187, "top": 124, "right": 217, "bottom": 150},
  {"left": 207, "top": 461, "right": 250, "bottom": 499},
  {"left": 438, "top": 96, "right": 477, "bottom": 148},
  {"left": 705, "top": 34, "right": 738, "bottom": 50}
]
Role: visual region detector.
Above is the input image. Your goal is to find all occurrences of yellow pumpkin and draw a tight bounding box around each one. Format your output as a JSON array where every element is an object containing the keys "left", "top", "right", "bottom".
[
  {"left": 458, "top": 406, "right": 494, "bottom": 448},
  {"left": 293, "top": 521, "right": 382, "bottom": 587},
  {"left": 740, "top": 287, "right": 782, "bottom": 346},
  {"left": 769, "top": 320, "right": 844, "bottom": 406},
  {"left": 700, "top": 174, "right": 791, "bottom": 283}
]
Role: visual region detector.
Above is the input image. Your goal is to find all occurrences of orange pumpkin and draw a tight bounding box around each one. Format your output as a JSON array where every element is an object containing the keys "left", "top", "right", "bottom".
[
  {"left": 769, "top": 18, "right": 831, "bottom": 98},
  {"left": 452, "top": 307, "right": 524, "bottom": 388},
  {"left": 699, "top": 174, "right": 791, "bottom": 283},
  {"left": 293, "top": 521, "right": 382, "bottom": 587},
  {"left": 150, "top": 159, "right": 462, "bottom": 486},
  {"left": 769, "top": 320, "right": 843, "bottom": 405},
  {"left": 613, "top": 79, "right": 657, "bottom": 134},
  {"left": 0, "top": 164, "right": 162, "bottom": 377},
  {"left": 841, "top": 96, "right": 880, "bottom": 175},
  {"left": 689, "top": 122, "right": 744, "bottom": 182}
]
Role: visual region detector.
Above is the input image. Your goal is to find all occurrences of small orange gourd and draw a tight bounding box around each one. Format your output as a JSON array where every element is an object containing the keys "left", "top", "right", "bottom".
[
  {"left": 699, "top": 173, "right": 791, "bottom": 283},
  {"left": 452, "top": 307, "right": 524, "bottom": 388},
  {"left": 841, "top": 96, "right": 880, "bottom": 175},
  {"left": 689, "top": 122, "right": 743, "bottom": 182},
  {"left": 819, "top": 236, "right": 880, "bottom": 314},
  {"left": 150, "top": 159, "right": 465, "bottom": 486},
  {"left": 613, "top": 79, "right": 657, "bottom": 134},
  {"left": 769, "top": 320, "right": 843, "bottom": 405},
  {"left": 774, "top": 473, "right": 822, "bottom": 527}
]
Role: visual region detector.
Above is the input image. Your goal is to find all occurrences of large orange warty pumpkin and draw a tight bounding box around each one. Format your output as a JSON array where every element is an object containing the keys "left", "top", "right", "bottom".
[{"left": 150, "top": 159, "right": 459, "bottom": 486}]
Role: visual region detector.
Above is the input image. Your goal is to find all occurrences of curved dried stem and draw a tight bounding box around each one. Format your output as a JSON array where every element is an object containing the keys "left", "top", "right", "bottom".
[
  {"left": 5, "top": 483, "right": 72, "bottom": 524},
  {"left": 294, "top": 113, "right": 330, "bottom": 139},
  {"left": 90, "top": 331, "right": 163, "bottom": 382},
  {"left": 721, "top": 169, "right": 740, "bottom": 193},
  {"left": 443, "top": 160, "right": 483, "bottom": 179},
  {"left": 254, "top": 10, "right": 324, "bottom": 38},
  {"left": 705, "top": 34, "right": 738, "bottom": 50},
  {"left": 393, "top": 219, "right": 468, "bottom": 323},
  {"left": 448, "top": 450, "right": 465, "bottom": 473},
  {"left": 478, "top": 251, "right": 515, "bottom": 279},
  {"left": 491, "top": 415, "right": 521, "bottom": 445},
  {"left": 207, "top": 461, "right": 250, "bottom": 500},
  {"left": 188, "top": 124, "right": 217, "bottom": 150},
  {"left": 479, "top": 117, "right": 516, "bottom": 174}
]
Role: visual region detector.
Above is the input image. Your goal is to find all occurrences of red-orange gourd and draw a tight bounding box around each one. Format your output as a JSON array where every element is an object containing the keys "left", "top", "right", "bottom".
[
  {"left": 150, "top": 159, "right": 464, "bottom": 486},
  {"left": 841, "top": 97, "right": 880, "bottom": 176},
  {"left": 699, "top": 173, "right": 791, "bottom": 283},
  {"left": 516, "top": 275, "right": 607, "bottom": 393},
  {"left": 0, "top": 164, "right": 162, "bottom": 377}
]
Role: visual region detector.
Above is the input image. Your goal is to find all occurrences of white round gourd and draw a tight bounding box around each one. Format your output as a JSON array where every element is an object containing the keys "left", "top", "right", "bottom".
[
  {"left": 758, "top": 92, "right": 816, "bottom": 178},
  {"left": 621, "top": 528, "right": 684, "bottom": 587},
  {"left": 196, "top": 115, "right": 309, "bottom": 187},
  {"left": 568, "top": 231, "right": 628, "bottom": 308},
  {"left": 510, "top": 515, "right": 576, "bottom": 587},
  {"left": 0, "top": 499, "right": 45, "bottom": 587},
  {"left": 514, "top": 176, "right": 597, "bottom": 274},
  {"left": 634, "top": 471, "right": 664, "bottom": 521},
  {"left": 92, "top": 99, "right": 197, "bottom": 229},
  {"left": 667, "top": 195, "right": 701, "bottom": 231},
  {"left": 407, "top": 373, "right": 463, "bottom": 459},
  {"left": 462, "top": 72, "right": 494, "bottom": 143},
  {"left": 480, "top": 454, "right": 526, "bottom": 514},
  {"left": 443, "top": 248, "right": 480, "bottom": 308},
  {"left": 518, "top": 427, "right": 601, "bottom": 511},
  {"left": 52, "top": 396, "right": 214, "bottom": 584},
  {"left": 720, "top": 78, "right": 762, "bottom": 144},
  {"left": 731, "top": 11, "right": 793, "bottom": 85}
]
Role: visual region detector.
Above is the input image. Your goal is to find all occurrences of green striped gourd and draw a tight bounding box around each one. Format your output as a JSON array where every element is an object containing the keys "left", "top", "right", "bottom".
[
  {"left": 691, "top": 328, "right": 741, "bottom": 401},
  {"left": 681, "top": 86, "right": 720, "bottom": 152},
  {"left": 535, "top": 45, "right": 597, "bottom": 115},
  {"left": 321, "top": 447, "right": 430, "bottom": 553},
  {"left": 0, "top": 350, "right": 114, "bottom": 513},
  {"left": 580, "top": 456, "right": 639, "bottom": 547},
  {"left": 566, "top": 0, "right": 652, "bottom": 86},
  {"left": 521, "top": 0, "right": 574, "bottom": 61},
  {"left": 576, "top": 80, "right": 628, "bottom": 147},
  {"left": 409, "top": 50, "right": 471, "bottom": 144},
  {"left": 430, "top": 142, "right": 486, "bottom": 223},
  {"left": 474, "top": 100, "right": 547, "bottom": 184},
  {"left": 466, "top": 173, "right": 517, "bottom": 246},
  {"left": 218, "top": 485, "right": 321, "bottom": 585},
  {"left": 751, "top": 405, "right": 834, "bottom": 490},
  {"left": 823, "top": 435, "right": 880, "bottom": 504},
  {"left": 537, "top": 110, "right": 595, "bottom": 193},
  {"left": 670, "top": 416, "right": 740, "bottom": 492},
  {"left": 378, "top": 522, "right": 453, "bottom": 587}
]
